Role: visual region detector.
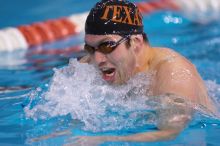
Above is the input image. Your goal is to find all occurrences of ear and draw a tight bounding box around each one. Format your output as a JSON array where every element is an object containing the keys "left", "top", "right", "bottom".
[{"left": 130, "top": 34, "right": 144, "bottom": 54}]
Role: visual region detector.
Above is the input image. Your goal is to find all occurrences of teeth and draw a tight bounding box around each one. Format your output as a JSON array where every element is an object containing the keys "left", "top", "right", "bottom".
[{"left": 105, "top": 72, "right": 114, "bottom": 76}]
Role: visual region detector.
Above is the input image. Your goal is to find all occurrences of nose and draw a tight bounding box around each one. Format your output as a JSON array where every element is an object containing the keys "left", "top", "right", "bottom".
[{"left": 93, "top": 51, "right": 107, "bottom": 65}]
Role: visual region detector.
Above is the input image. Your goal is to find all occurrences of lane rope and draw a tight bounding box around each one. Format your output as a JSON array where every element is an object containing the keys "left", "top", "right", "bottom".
[{"left": 1, "top": 0, "right": 219, "bottom": 52}]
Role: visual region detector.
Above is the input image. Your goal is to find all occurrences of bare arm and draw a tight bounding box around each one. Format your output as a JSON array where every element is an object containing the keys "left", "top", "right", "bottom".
[
  {"left": 73, "top": 93, "right": 192, "bottom": 145},
  {"left": 107, "top": 129, "right": 181, "bottom": 142},
  {"left": 73, "top": 129, "right": 180, "bottom": 145},
  {"left": 135, "top": 130, "right": 178, "bottom": 141},
  {"left": 116, "top": 94, "right": 192, "bottom": 142},
  {"left": 73, "top": 109, "right": 190, "bottom": 145}
]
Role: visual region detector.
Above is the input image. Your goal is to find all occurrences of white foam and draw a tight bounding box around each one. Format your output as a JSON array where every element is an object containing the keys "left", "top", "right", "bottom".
[
  {"left": 24, "top": 59, "right": 220, "bottom": 131},
  {"left": 25, "top": 59, "right": 155, "bottom": 131}
]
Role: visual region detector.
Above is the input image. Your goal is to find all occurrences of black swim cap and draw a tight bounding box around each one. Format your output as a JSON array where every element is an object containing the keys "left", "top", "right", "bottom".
[{"left": 85, "top": 0, "right": 144, "bottom": 35}]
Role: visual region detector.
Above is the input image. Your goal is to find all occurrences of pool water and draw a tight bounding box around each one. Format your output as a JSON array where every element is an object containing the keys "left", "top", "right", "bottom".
[{"left": 1, "top": 0, "right": 220, "bottom": 146}]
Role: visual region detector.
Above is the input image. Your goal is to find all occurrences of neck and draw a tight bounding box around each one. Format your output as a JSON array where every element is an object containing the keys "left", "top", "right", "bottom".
[{"left": 134, "top": 44, "right": 155, "bottom": 74}]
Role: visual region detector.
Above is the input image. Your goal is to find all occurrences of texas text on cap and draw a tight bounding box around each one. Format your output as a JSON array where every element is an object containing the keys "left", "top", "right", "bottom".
[{"left": 85, "top": 0, "right": 144, "bottom": 35}]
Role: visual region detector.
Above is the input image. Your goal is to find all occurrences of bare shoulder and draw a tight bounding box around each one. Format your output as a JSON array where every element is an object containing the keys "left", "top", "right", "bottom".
[
  {"left": 152, "top": 47, "right": 217, "bottom": 114},
  {"left": 153, "top": 47, "right": 197, "bottom": 75},
  {"left": 152, "top": 47, "right": 205, "bottom": 101}
]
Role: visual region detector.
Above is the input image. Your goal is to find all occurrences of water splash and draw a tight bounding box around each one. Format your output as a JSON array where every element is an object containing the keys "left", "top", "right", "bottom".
[
  {"left": 24, "top": 59, "right": 220, "bottom": 132},
  {"left": 206, "top": 80, "right": 220, "bottom": 113},
  {"left": 25, "top": 59, "right": 156, "bottom": 131}
]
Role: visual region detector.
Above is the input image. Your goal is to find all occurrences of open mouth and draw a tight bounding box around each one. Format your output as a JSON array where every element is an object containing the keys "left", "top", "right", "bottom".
[{"left": 101, "top": 68, "right": 116, "bottom": 82}]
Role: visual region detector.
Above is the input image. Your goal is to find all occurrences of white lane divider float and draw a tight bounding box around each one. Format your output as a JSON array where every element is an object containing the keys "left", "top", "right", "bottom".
[{"left": 174, "top": 0, "right": 220, "bottom": 24}]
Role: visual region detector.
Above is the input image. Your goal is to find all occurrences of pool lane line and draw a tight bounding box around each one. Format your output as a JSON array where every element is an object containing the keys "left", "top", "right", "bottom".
[
  {"left": 2, "top": 0, "right": 220, "bottom": 52},
  {"left": 0, "top": 12, "right": 88, "bottom": 52},
  {"left": 0, "top": 0, "right": 181, "bottom": 52}
]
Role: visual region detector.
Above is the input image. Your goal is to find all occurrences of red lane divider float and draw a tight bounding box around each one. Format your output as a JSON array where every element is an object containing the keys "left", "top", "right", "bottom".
[
  {"left": 0, "top": 1, "right": 179, "bottom": 52},
  {"left": 18, "top": 25, "right": 43, "bottom": 47},
  {"left": 17, "top": 18, "right": 78, "bottom": 47}
]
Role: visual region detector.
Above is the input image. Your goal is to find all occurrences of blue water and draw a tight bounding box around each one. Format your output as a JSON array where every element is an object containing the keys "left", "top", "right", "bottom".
[{"left": 1, "top": 0, "right": 220, "bottom": 146}]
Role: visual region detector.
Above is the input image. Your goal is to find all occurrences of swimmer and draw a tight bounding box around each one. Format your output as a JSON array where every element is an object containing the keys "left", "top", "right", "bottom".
[{"left": 76, "top": 0, "right": 217, "bottom": 144}]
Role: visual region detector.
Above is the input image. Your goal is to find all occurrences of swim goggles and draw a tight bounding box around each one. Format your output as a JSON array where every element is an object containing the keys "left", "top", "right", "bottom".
[{"left": 84, "top": 35, "right": 130, "bottom": 54}]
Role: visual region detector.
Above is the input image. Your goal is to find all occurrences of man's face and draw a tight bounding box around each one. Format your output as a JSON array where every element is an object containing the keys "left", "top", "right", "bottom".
[{"left": 84, "top": 34, "right": 137, "bottom": 84}]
